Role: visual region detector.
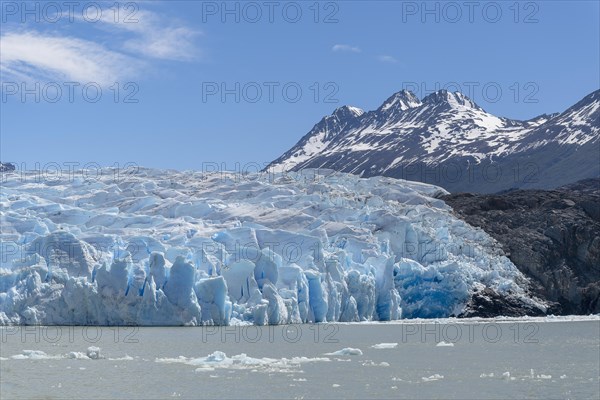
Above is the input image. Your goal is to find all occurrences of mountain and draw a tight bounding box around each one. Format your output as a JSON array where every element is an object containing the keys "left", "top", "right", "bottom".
[
  {"left": 444, "top": 178, "right": 600, "bottom": 315},
  {"left": 0, "top": 162, "right": 16, "bottom": 172},
  {"left": 267, "top": 89, "right": 599, "bottom": 193}
]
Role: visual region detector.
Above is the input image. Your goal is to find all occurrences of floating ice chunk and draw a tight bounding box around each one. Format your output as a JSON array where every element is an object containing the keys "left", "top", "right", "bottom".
[
  {"left": 86, "top": 346, "right": 102, "bottom": 360},
  {"left": 67, "top": 352, "right": 90, "bottom": 359},
  {"left": 422, "top": 374, "right": 444, "bottom": 382},
  {"left": 436, "top": 341, "right": 455, "bottom": 347},
  {"left": 156, "top": 351, "right": 330, "bottom": 373},
  {"left": 362, "top": 360, "right": 390, "bottom": 367},
  {"left": 325, "top": 348, "right": 363, "bottom": 356},
  {"left": 108, "top": 355, "right": 134, "bottom": 361},
  {"left": 371, "top": 343, "right": 398, "bottom": 349},
  {"left": 11, "top": 350, "right": 61, "bottom": 360}
]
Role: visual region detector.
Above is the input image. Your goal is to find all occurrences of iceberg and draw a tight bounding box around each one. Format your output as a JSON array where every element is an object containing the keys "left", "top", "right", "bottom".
[{"left": 0, "top": 168, "right": 544, "bottom": 325}]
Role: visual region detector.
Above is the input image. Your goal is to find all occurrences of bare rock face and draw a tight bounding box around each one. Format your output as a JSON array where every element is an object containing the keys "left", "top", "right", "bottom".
[
  {"left": 443, "top": 178, "right": 600, "bottom": 315},
  {"left": 460, "top": 287, "right": 548, "bottom": 318}
]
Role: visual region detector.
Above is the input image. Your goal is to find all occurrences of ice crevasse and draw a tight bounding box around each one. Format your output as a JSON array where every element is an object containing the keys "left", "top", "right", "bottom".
[{"left": 0, "top": 168, "right": 543, "bottom": 325}]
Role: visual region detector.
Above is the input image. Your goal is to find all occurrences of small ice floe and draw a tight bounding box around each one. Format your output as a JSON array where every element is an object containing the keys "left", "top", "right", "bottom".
[
  {"left": 324, "top": 348, "right": 362, "bottom": 356},
  {"left": 371, "top": 343, "right": 398, "bottom": 349},
  {"left": 436, "top": 341, "right": 454, "bottom": 347},
  {"left": 537, "top": 374, "right": 552, "bottom": 380},
  {"left": 560, "top": 375, "right": 567, "bottom": 379},
  {"left": 502, "top": 372, "right": 515, "bottom": 381},
  {"left": 157, "top": 351, "right": 330, "bottom": 374},
  {"left": 480, "top": 373, "right": 495, "bottom": 378},
  {"left": 67, "top": 352, "right": 89, "bottom": 359},
  {"left": 11, "top": 350, "right": 61, "bottom": 360},
  {"left": 361, "top": 360, "right": 390, "bottom": 367},
  {"left": 86, "top": 346, "right": 102, "bottom": 360},
  {"left": 108, "top": 355, "right": 134, "bottom": 361},
  {"left": 332, "top": 384, "right": 340, "bottom": 388},
  {"left": 422, "top": 374, "right": 444, "bottom": 382},
  {"left": 66, "top": 347, "right": 103, "bottom": 360},
  {"left": 194, "top": 367, "right": 216, "bottom": 372}
]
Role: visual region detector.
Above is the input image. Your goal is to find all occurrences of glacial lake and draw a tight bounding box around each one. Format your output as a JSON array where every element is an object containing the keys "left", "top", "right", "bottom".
[{"left": 1, "top": 318, "right": 598, "bottom": 399}]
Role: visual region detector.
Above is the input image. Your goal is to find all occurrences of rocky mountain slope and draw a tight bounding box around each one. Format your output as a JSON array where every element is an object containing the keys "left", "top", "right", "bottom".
[
  {"left": 268, "top": 89, "right": 599, "bottom": 193},
  {"left": 443, "top": 178, "right": 600, "bottom": 315}
]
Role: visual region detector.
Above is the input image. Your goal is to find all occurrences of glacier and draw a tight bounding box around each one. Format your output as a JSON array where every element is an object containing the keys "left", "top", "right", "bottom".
[{"left": 0, "top": 168, "right": 545, "bottom": 325}]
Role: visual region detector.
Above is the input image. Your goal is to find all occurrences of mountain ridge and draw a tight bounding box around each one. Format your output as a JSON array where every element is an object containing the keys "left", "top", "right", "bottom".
[{"left": 268, "top": 88, "right": 599, "bottom": 193}]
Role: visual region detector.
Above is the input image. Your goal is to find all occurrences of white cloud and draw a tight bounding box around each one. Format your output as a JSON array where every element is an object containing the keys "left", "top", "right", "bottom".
[
  {"left": 0, "top": 9, "right": 200, "bottom": 86},
  {"left": 332, "top": 44, "right": 361, "bottom": 53},
  {"left": 96, "top": 10, "right": 201, "bottom": 61},
  {"left": 378, "top": 55, "right": 399, "bottom": 64},
  {"left": 0, "top": 31, "right": 138, "bottom": 85}
]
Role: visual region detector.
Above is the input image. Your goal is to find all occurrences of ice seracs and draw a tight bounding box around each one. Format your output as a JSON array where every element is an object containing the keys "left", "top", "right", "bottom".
[{"left": 0, "top": 168, "right": 546, "bottom": 325}]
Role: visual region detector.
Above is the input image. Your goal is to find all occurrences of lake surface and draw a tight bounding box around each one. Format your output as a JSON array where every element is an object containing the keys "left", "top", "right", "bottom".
[{"left": 1, "top": 318, "right": 599, "bottom": 399}]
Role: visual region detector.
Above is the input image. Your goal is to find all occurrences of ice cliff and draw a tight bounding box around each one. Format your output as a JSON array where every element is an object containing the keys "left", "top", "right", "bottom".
[{"left": 0, "top": 168, "right": 545, "bottom": 325}]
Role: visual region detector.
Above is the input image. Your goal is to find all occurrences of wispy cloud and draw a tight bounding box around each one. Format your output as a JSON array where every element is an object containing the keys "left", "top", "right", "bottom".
[
  {"left": 332, "top": 44, "right": 361, "bottom": 53},
  {"left": 0, "top": 32, "right": 138, "bottom": 85},
  {"left": 96, "top": 10, "right": 201, "bottom": 61},
  {"left": 378, "top": 55, "right": 399, "bottom": 64},
  {"left": 0, "top": 9, "right": 200, "bottom": 86}
]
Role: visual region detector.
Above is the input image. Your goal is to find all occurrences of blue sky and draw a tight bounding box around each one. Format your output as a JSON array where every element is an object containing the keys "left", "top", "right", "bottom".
[{"left": 1, "top": 0, "right": 599, "bottom": 171}]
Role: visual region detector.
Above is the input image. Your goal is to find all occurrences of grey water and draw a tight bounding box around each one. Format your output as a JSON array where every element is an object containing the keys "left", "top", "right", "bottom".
[{"left": 1, "top": 319, "right": 599, "bottom": 399}]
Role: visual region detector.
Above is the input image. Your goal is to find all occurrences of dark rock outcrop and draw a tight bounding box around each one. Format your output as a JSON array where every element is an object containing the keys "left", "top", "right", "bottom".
[
  {"left": 443, "top": 178, "right": 600, "bottom": 315},
  {"left": 0, "top": 162, "right": 16, "bottom": 172},
  {"left": 460, "top": 287, "right": 550, "bottom": 318}
]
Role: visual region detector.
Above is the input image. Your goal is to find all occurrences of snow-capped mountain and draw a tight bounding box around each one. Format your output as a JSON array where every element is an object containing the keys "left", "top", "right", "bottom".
[{"left": 268, "top": 89, "right": 599, "bottom": 193}]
